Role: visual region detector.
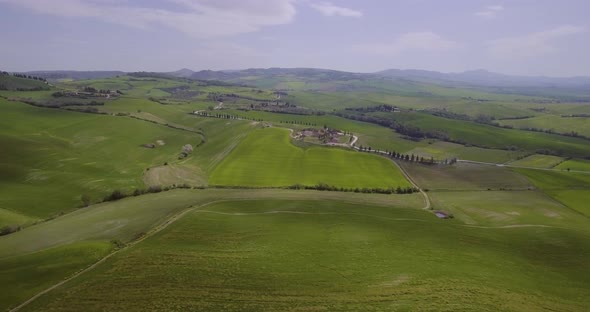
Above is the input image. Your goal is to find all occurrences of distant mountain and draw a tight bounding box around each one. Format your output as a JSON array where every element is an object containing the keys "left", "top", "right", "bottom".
[
  {"left": 188, "top": 67, "right": 368, "bottom": 82},
  {"left": 167, "top": 68, "right": 195, "bottom": 78},
  {"left": 24, "top": 70, "right": 125, "bottom": 81},
  {"left": 376, "top": 69, "right": 590, "bottom": 88}
]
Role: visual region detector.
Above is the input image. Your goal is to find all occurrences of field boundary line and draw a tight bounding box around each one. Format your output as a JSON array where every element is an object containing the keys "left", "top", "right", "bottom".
[
  {"left": 8, "top": 199, "right": 227, "bottom": 312},
  {"left": 196, "top": 209, "right": 430, "bottom": 223}
]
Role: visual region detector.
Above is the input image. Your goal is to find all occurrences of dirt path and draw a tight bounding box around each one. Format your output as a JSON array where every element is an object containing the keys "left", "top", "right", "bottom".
[
  {"left": 349, "top": 135, "right": 358, "bottom": 147},
  {"left": 389, "top": 159, "right": 431, "bottom": 210}
]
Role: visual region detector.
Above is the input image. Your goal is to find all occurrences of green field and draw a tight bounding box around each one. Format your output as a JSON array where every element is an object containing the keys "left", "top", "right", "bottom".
[
  {"left": 0, "top": 241, "right": 112, "bottom": 311},
  {"left": 555, "top": 159, "right": 590, "bottom": 172},
  {"left": 0, "top": 98, "right": 202, "bottom": 226},
  {"left": 3, "top": 72, "right": 590, "bottom": 311},
  {"left": 498, "top": 114, "right": 590, "bottom": 138},
  {"left": 0, "top": 189, "right": 424, "bottom": 310},
  {"left": 19, "top": 199, "right": 590, "bottom": 311},
  {"left": 515, "top": 169, "right": 590, "bottom": 217},
  {"left": 508, "top": 154, "right": 565, "bottom": 168},
  {"left": 370, "top": 111, "right": 590, "bottom": 157},
  {"left": 399, "top": 161, "right": 532, "bottom": 191},
  {"left": 0, "top": 75, "right": 51, "bottom": 91},
  {"left": 429, "top": 190, "right": 583, "bottom": 227},
  {"left": 209, "top": 127, "right": 411, "bottom": 188},
  {"left": 407, "top": 141, "right": 526, "bottom": 163}
]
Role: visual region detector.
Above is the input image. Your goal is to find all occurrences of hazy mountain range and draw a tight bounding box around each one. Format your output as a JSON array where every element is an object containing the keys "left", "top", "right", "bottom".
[{"left": 16, "top": 68, "right": 590, "bottom": 89}]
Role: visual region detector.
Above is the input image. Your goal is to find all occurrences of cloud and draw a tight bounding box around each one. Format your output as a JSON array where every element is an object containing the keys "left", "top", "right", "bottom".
[
  {"left": 0, "top": 0, "right": 297, "bottom": 38},
  {"left": 475, "top": 5, "right": 504, "bottom": 19},
  {"left": 487, "top": 25, "right": 586, "bottom": 58},
  {"left": 354, "top": 32, "right": 459, "bottom": 55},
  {"left": 310, "top": 2, "right": 362, "bottom": 17}
]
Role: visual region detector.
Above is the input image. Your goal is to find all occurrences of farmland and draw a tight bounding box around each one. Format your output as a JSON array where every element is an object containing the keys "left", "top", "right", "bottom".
[
  {"left": 507, "top": 154, "right": 566, "bottom": 168},
  {"left": 555, "top": 159, "right": 590, "bottom": 171},
  {"left": 1, "top": 70, "right": 590, "bottom": 311},
  {"left": 209, "top": 127, "right": 411, "bottom": 188},
  {"left": 18, "top": 199, "right": 590, "bottom": 312},
  {"left": 0, "top": 97, "right": 203, "bottom": 226}
]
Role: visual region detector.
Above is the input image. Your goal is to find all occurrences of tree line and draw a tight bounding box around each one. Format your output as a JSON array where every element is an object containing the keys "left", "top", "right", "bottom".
[
  {"left": 287, "top": 183, "right": 419, "bottom": 194},
  {"left": 1, "top": 71, "right": 47, "bottom": 82}
]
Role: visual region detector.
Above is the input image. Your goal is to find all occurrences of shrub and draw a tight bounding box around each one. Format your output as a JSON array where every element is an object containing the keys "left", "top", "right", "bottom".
[
  {"left": 0, "top": 225, "right": 20, "bottom": 236},
  {"left": 103, "top": 189, "right": 127, "bottom": 202},
  {"left": 147, "top": 185, "right": 162, "bottom": 193}
]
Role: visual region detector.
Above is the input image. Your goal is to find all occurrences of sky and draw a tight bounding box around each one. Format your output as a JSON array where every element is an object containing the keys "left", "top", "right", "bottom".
[{"left": 0, "top": 0, "right": 589, "bottom": 77}]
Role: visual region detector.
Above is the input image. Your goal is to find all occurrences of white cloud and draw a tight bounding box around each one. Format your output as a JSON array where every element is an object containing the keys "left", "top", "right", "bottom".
[
  {"left": 310, "top": 2, "right": 362, "bottom": 17},
  {"left": 475, "top": 5, "right": 504, "bottom": 19},
  {"left": 354, "top": 32, "right": 459, "bottom": 55},
  {"left": 0, "top": 0, "right": 297, "bottom": 38},
  {"left": 487, "top": 25, "right": 586, "bottom": 58}
]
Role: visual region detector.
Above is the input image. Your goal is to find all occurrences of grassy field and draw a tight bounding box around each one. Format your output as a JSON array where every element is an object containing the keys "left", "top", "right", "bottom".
[
  {"left": 0, "top": 75, "right": 51, "bottom": 91},
  {"left": 0, "top": 189, "right": 423, "bottom": 259},
  {"left": 508, "top": 154, "right": 565, "bottom": 168},
  {"left": 515, "top": 169, "right": 590, "bottom": 217},
  {"left": 555, "top": 159, "right": 590, "bottom": 172},
  {"left": 399, "top": 161, "right": 532, "bottom": 191},
  {"left": 429, "top": 190, "right": 584, "bottom": 227},
  {"left": 222, "top": 109, "right": 432, "bottom": 153},
  {"left": 371, "top": 111, "right": 590, "bottom": 157},
  {"left": 0, "top": 98, "right": 204, "bottom": 227},
  {"left": 0, "top": 241, "right": 112, "bottom": 311},
  {"left": 407, "top": 141, "right": 526, "bottom": 163},
  {"left": 0, "top": 189, "right": 423, "bottom": 310},
  {"left": 498, "top": 114, "right": 590, "bottom": 138},
  {"left": 209, "top": 127, "right": 411, "bottom": 188},
  {"left": 20, "top": 199, "right": 590, "bottom": 311},
  {"left": 3, "top": 73, "right": 590, "bottom": 311}
]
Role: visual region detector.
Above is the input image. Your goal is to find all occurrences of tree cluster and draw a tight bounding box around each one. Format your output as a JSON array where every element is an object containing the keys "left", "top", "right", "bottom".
[{"left": 345, "top": 104, "right": 397, "bottom": 113}]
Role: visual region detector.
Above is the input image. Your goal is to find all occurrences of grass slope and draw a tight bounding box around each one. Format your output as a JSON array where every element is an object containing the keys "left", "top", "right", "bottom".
[
  {"left": 0, "top": 98, "right": 201, "bottom": 226},
  {"left": 209, "top": 127, "right": 411, "bottom": 188},
  {"left": 498, "top": 115, "right": 590, "bottom": 138},
  {"left": 0, "top": 241, "right": 112, "bottom": 311},
  {"left": 0, "top": 189, "right": 423, "bottom": 259},
  {"left": 0, "top": 75, "right": 50, "bottom": 91},
  {"left": 375, "top": 111, "right": 590, "bottom": 157},
  {"left": 515, "top": 169, "right": 590, "bottom": 217},
  {"left": 22, "top": 200, "right": 590, "bottom": 311},
  {"left": 0, "top": 189, "right": 423, "bottom": 310}
]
